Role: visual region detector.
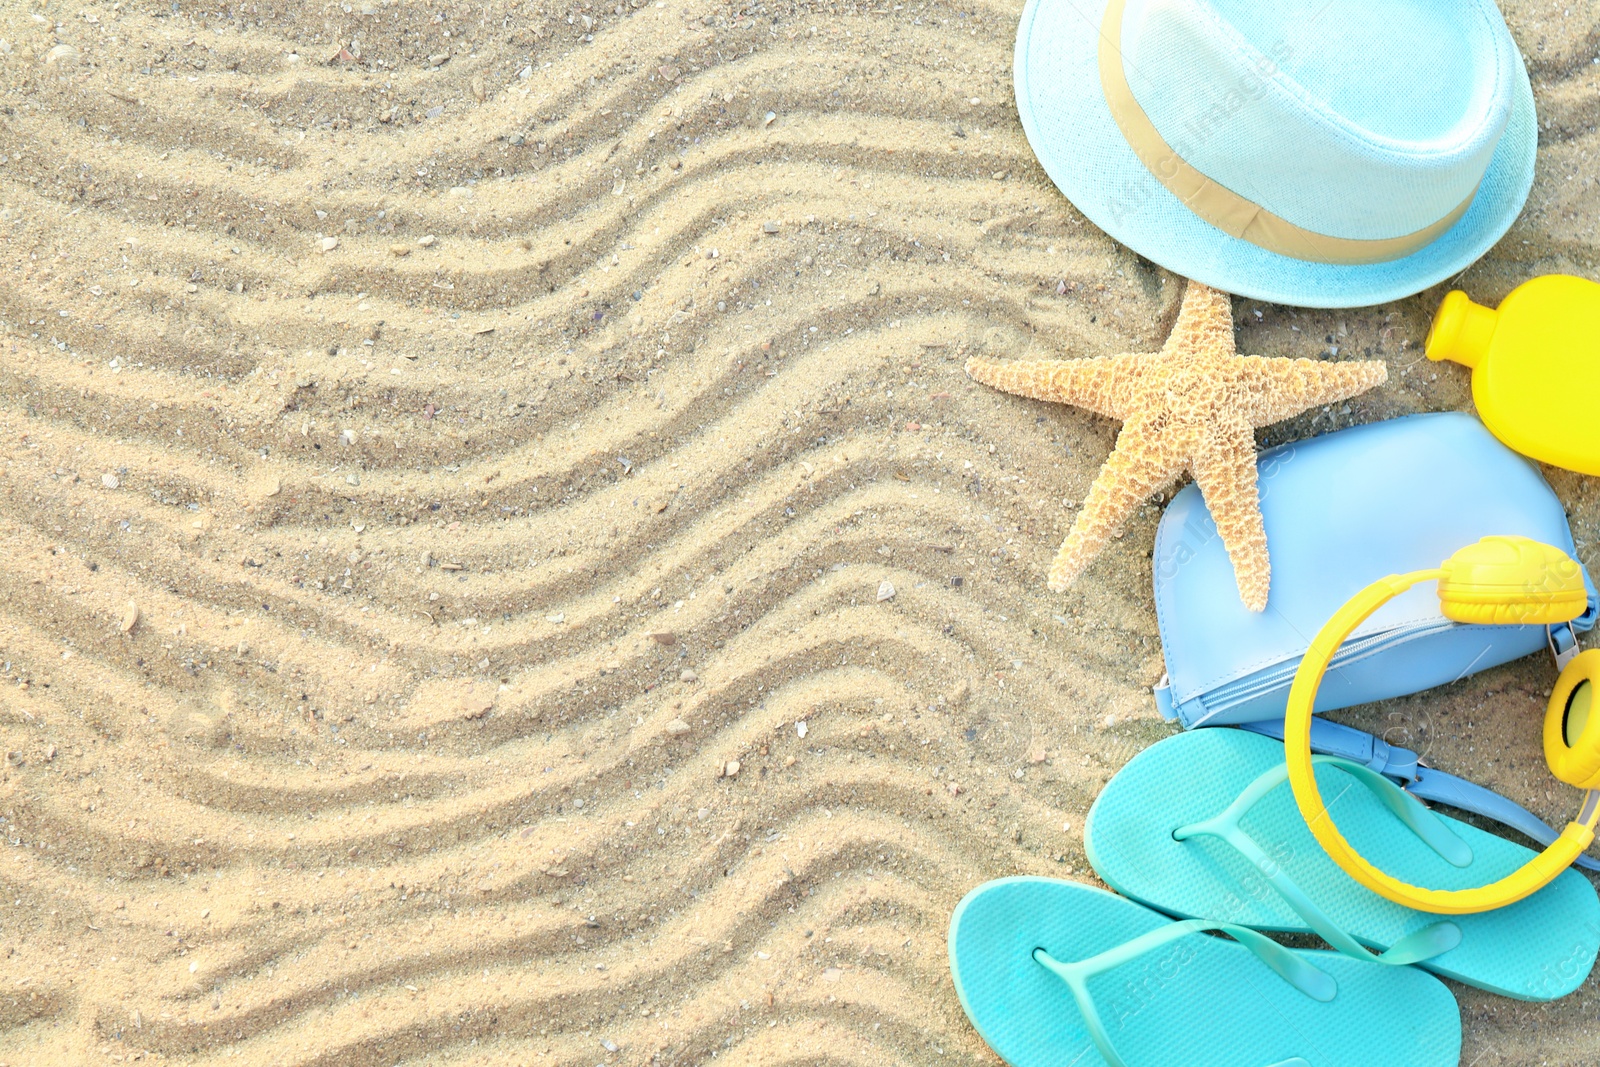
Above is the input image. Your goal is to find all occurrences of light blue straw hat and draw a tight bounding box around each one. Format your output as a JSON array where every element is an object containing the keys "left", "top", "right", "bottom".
[{"left": 1015, "top": 0, "right": 1537, "bottom": 308}]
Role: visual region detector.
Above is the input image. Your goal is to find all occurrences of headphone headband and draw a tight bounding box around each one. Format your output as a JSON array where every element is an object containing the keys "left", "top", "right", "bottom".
[{"left": 1283, "top": 536, "right": 1600, "bottom": 915}]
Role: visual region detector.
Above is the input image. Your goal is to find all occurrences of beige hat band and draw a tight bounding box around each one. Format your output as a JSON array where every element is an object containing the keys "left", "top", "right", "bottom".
[{"left": 1097, "top": 0, "right": 1477, "bottom": 266}]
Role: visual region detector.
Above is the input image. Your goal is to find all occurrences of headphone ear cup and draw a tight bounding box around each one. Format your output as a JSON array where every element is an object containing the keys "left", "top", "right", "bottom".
[
  {"left": 1437, "top": 537, "right": 1589, "bottom": 626},
  {"left": 1443, "top": 601, "right": 1574, "bottom": 626},
  {"left": 1545, "top": 649, "right": 1600, "bottom": 790}
]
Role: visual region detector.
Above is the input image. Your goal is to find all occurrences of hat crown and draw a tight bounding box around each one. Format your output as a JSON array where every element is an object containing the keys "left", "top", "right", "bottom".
[{"left": 1118, "top": 0, "right": 1516, "bottom": 241}]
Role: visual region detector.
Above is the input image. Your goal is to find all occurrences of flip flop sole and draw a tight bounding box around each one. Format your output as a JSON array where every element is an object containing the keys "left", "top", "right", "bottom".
[
  {"left": 949, "top": 877, "right": 1460, "bottom": 1067},
  {"left": 1086, "top": 728, "right": 1600, "bottom": 1000}
]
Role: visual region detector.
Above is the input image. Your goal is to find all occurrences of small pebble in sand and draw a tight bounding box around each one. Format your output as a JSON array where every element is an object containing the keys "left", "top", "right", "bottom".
[
  {"left": 390, "top": 244, "right": 411, "bottom": 257},
  {"left": 119, "top": 602, "right": 140, "bottom": 634},
  {"left": 648, "top": 631, "right": 676, "bottom": 646},
  {"left": 101, "top": 473, "right": 119, "bottom": 489},
  {"left": 417, "top": 235, "right": 437, "bottom": 247},
  {"left": 679, "top": 668, "right": 698, "bottom": 682},
  {"left": 877, "top": 580, "right": 896, "bottom": 601},
  {"left": 665, "top": 718, "right": 691, "bottom": 736},
  {"left": 546, "top": 613, "right": 565, "bottom": 624},
  {"left": 345, "top": 473, "right": 360, "bottom": 486},
  {"left": 762, "top": 221, "right": 780, "bottom": 234},
  {"left": 796, "top": 720, "right": 808, "bottom": 738},
  {"left": 764, "top": 111, "right": 777, "bottom": 126},
  {"left": 319, "top": 236, "right": 339, "bottom": 252},
  {"left": 723, "top": 759, "right": 741, "bottom": 777}
]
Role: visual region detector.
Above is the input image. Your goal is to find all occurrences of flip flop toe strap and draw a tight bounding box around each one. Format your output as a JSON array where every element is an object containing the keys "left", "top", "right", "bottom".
[
  {"left": 1033, "top": 918, "right": 1328, "bottom": 1067},
  {"left": 1173, "top": 756, "right": 1465, "bottom": 966}
]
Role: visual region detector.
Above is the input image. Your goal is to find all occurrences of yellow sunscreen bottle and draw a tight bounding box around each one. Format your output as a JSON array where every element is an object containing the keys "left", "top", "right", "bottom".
[{"left": 1426, "top": 274, "right": 1600, "bottom": 476}]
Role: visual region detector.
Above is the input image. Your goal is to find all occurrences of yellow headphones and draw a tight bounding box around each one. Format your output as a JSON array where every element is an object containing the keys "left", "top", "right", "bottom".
[{"left": 1285, "top": 535, "right": 1600, "bottom": 914}]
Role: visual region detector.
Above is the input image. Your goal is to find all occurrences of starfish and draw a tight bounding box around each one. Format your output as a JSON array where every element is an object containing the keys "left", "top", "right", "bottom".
[{"left": 966, "top": 280, "right": 1386, "bottom": 611}]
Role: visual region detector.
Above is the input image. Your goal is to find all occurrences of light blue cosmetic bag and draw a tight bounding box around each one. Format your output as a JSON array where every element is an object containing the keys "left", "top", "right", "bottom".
[{"left": 1152, "top": 412, "right": 1599, "bottom": 866}]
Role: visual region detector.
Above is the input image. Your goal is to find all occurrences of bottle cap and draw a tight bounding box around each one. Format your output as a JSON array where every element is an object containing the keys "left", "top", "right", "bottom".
[{"left": 1425, "top": 290, "right": 1498, "bottom": 369}]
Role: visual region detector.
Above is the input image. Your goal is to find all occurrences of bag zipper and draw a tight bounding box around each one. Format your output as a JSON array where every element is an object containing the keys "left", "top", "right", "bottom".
[{"left": 1191, "top": 617, "right": 1457, "bottom": 721}]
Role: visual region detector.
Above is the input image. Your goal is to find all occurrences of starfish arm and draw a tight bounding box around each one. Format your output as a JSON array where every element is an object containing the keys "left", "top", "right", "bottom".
[
  {"left": 1048, "top": 413, "right": 1185, "bottom": 592},
  {"left": 965, "top": 354, "right": 1140, "bottom": 420},
  {"left": 1236, "top": 356, "right": 1388, "bottom": 426},
  {"left": 1191, "top": 419, "right": 1272, "bottom": 612},
  {"left": 1161, "top": 281, "right": 1235, "bottom": 359}
]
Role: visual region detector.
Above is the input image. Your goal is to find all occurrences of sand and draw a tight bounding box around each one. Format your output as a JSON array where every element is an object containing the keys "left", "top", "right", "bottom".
[{"left": 0, "top": 0, "right": 1596, "bottom": 1064}]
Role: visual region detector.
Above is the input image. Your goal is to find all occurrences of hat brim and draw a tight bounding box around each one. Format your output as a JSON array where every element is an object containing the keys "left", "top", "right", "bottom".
[{"left": 1014, "top": 0, "right": 1537, "bottom": 308}]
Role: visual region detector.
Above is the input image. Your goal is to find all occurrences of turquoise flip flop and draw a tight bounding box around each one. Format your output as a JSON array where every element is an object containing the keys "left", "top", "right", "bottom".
[
  {"left": 1086, "top": 728, "right": 1600, "bottom": 1001},
  {"left": 949, "top": 877, "right": 1461, "bottom": 1067}
]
